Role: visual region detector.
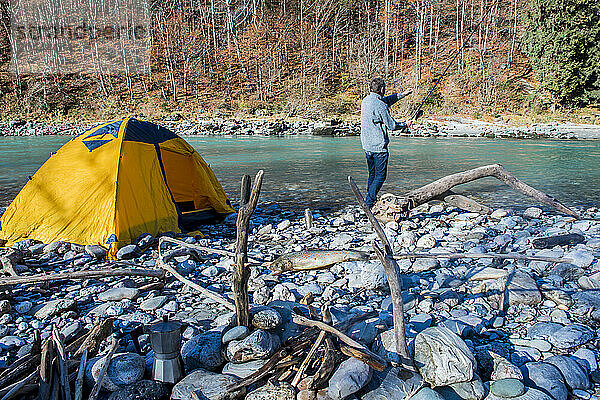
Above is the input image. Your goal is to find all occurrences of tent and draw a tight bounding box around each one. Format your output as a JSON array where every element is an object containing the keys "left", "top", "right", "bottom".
[{"left": 0, "top": 117, "right": 234, "bottom": 257}]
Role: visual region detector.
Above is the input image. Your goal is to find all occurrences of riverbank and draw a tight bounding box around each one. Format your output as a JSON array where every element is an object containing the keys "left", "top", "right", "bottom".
[
  {"left": 1, "top": 116, "right": 600, "bottom": 139},
  {"left": 0, "top": 201, "right": 599, "bottom": 399}
]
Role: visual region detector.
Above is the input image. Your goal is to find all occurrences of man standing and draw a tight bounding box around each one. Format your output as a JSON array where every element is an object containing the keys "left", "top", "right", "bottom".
[{"left": 360, "top": 78, "right": 413, "bottom": 208}]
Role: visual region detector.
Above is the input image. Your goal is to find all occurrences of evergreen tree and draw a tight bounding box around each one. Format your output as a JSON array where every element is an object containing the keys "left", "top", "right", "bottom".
[{"left": 523, "top": 0, "right": 600, "bottom": 105}]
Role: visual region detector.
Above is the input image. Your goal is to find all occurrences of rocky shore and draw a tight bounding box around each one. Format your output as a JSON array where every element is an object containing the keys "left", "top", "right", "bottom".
[
  {"left": 1, "top": 201, "right": 600, "bottom": 400},
  {"left": 1, "top": 117, "right": 599, "bottom": 139}
]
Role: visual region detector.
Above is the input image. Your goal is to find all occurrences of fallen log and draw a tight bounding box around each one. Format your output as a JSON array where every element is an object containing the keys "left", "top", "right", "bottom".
[
  {"left": 0, "top": 268, "right": 164, "bottom": 287},
  {"left": 373, "top": 164, "right": 581, "bottom": 221},
  {"left": 532, "top": 233, "right": 586, "bottom": 249}
]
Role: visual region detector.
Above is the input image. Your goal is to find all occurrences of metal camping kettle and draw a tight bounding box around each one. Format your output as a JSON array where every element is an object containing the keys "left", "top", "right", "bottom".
[{"left": 148, "top": 316, "right": 186, "bottom": 384}]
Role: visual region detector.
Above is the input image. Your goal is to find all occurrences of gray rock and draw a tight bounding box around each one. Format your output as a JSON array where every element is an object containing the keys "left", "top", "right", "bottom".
[
  {"left": 544, "top": 355, "right": 590, "bottom": 390},
  {"left": 60, "top": 321, "right": 82, "bottom": 342},
  {"left": 373, "top": 328, "right": 402, "bottom": 364},
  {"left": 485, "top": 388, "right": 553, "bottom": 400},
  {"left": 252, "top": 308, "right": 283, "bottom": 330},
  {"left": 572, "top": 348, "right": 598, "bottom": 372},
  {"left": 140, "top": 296, "right": 168, "bottom": 311},
  {"left": 523, "top": 208, "right": 542, "bottom": 219},
  {"left": 490, "top": 379, "right": 525, "bottom": 398},
  {"left": 436, "top": 375, "right": 486, "bottom": 400},
  {"left": 222, "top": 359, "right": 267, "bottom": 379},
  {"left": 181, "top": 330, "right": 224, "bottom": 372},
  {"left": 98, "top": 287, "right": 140, "bottom": 302},
  {"left": 548, "top": 324, "right": 594, "bottom": 349},
  {"left": 412, "top": 258, "right": 439, "bottom": 272},
  {"left": 362, "top": 368, "right": 423, "bottom": 400},
  {"left": 14, "top": 301, "right": 32, "bottom": 314},
  {"left": 170, "top": 369, "right": 245, "bottom": 400},
  {"left": 549, "top": 263, "right": 585, "bottom": 281},
  {"left": 505, "top": 271, "right": 542, "bottom": 308},
  {"left": 410, "top": 387, "right": 445, "bottom": 400},
  {"left": 245, "top": 381, "right": 295, "bottom": 400},
  {"left": 226, "top": 329, "right": 279, "bottom": 362},
  {"left": 0, "top": 300, "right": 11, "bottom": 315},
  {"left": 117, "top": 244, "right": 140, "bottom": 260},
  {"left": 520, "top": 362, "right": 568, "bottom": 400},
  {"left": 526, "top": 322, "right": 563, "bottom": 340},
  {"left": 347, "top": 261, "right": 388, "bottom": 290},
  {"left": 34, "top": 298, "right": 76, "bottom": 319},
  {"left": 90, "top": 352, "right": 145, "bottom": 391},
  {"left": 108, "top": 380, "right": 169, "bottom": 400},
  {"left": 327, "top": 357, "right": 372, "bottom": 400},
  {"left": 0, "top": 336, "right": 25, "bottom": 350},
  {"left": 346, "top": 318, "right": 379, "bottom": 345},
  {"left": 86, "top": 244, "right": 108, "bottom": 259},
  {"left": 414, "top": 326, "right": 476, "bottom": 387},
  {"left": 222, "top": 326, "right": 249, "bottom": 344}
]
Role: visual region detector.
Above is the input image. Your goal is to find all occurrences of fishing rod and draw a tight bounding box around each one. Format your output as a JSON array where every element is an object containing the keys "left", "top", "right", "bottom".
[{"left": 409, "top": 0, "right": 501, "bottom": 121}]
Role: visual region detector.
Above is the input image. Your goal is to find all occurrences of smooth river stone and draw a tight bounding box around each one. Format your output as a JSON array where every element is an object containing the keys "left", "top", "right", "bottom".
[
  {"left": 170, "top": 369, "right": 245, "bottom": 400},
  {"left": 222, "top": 326, "right": 249, "bottom": 344},
  {"left": 508, "top": 338, "right": 552, "bottom": 352},
  {"left": 90, "top": 353, "right": 145, "bottom": 391},
  {"left": 490, "top": 379, "right": 525, "bottom": 398},
  {"left": 486, "top": 388, "right": 554, "bottom": 400},
  {"left": 436, "top": 375, "right": 486, "bottom": 400},
  {"left": 140, "top": 296, "right": 168, "bottom": 311},
  {"left": 98, "top": 287, "right": 139, "bottom": 302},
  {"left": 327, "top": 357, "right": 372, "bottom": 400},
  {"left": 410, "top": 387, "right": 446, "bottom": 400},
  {"left": 526, "top": 322, "right": 562, "bottom": 340},
  {"left": 414, "top": 326, "right": 476, "bottom": 387},
  {"left": 34, "top": 298, "right": 75, "bottom": 319},
  {"left": 251, "top": 308, "right": 283, "bottom": 330},
  {"left": 544, "top": 355, "right": 590, "bottom": 390},
  {"left": 361, "top": 368, "right": 423, "bottom": 400},
  {"left": 181, "top": 330, "right": 224, "bottom": 372},
  {"left": 108, "top": 380, "right": 169, "bottom": 400},
  {"left": 222, "top": 359, "right": 267, "bottom": 379},
  {"left": 520, "top": 362, "right": 568, "bottom": 400},
  {"left": 226, "top": 329, "right": 280, "bottom": 362},
  {"left": 245, "top": 381, "right": 295, "bottom": 400},
  {"left": 548, "top": 324, "right": 594, "bottom": 349}
]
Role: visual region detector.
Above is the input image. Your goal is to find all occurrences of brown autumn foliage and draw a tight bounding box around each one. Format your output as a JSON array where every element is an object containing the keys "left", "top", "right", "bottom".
[{"left": 0, "top": 0, "right": 541, "bottom": 120}]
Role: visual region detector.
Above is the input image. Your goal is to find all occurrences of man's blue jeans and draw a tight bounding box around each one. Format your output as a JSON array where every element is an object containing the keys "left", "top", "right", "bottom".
[{"left": 365, "top": 151, "right": 389, "bottom": 208}]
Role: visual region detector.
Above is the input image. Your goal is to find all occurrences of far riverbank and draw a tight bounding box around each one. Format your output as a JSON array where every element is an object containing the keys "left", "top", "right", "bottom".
[{"left": 1, "top": 117, "right": 600, "bottom": 140}]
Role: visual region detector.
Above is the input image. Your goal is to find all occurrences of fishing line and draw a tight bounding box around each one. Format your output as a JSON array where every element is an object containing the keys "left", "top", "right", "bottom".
[{"left": 410, "top": 0, "right": 502, "bottom": 121}]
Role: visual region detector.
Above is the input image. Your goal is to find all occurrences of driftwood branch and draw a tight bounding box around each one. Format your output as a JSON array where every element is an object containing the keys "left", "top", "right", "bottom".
[
  {"left": 0, "top": 268, "right": 164, "bottom": 287},
  {"left": 156, "top": 251, "right": 235, "bottom": 311},
  {"left": 88, "top": 336, "right": 118, "bottom": 400},
  {"left": 158, "top": 236, "right": 262, "bottom": 264},
  {"left": 73, "top": 349, "right": 87, "bottom": 400},
  {"left": 374, "top": 164, "right": 581, "bottom": 221},
  {"left": 52, "top": 326, "right": 71, "bottom": 400},
  {"left": 292, "top": 313, "right": 387, "bottom": 371},
  {"left": 233, "top": 170, "right": 264, "bottom": 327},
  {"left": 349, "top": 176, "right": 414, "bottom": 371},
  {"left": 393, "top": 252, "right": 574, "bottom": 264}
]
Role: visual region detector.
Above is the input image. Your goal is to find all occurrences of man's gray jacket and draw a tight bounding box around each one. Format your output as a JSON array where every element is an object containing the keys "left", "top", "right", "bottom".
[{"left": 360, "top": 92, "right": 406, "bottom": 153}]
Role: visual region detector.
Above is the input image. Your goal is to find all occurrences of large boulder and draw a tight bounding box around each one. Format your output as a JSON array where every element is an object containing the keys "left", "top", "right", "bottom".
[
  {"left": 414, "top": 326, "right": 477, "bottom": 387},
  {"left": 544, "top": 355, "right": 591, "bottom": 390}
]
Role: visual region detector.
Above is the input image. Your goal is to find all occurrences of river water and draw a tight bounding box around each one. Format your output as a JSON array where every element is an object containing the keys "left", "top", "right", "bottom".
[{"left": 1, "top": 135, "right": 599, "bottom": 212}]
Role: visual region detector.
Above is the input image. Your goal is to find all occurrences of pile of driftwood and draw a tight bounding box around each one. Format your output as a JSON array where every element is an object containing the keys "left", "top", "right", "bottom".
[{"left": 0, "top": 318, "right": 115, "bottom": 400}]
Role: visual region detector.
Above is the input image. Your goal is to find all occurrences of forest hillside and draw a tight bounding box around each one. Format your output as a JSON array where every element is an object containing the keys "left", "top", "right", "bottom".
[{"left": 0, "top": 0, "right": 598, "bottom": 123}]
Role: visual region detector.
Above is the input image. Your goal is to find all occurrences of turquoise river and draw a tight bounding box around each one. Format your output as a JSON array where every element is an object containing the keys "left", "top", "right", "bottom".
[{"left": 1, "top": 135, "right": 599, "bottom": 212}]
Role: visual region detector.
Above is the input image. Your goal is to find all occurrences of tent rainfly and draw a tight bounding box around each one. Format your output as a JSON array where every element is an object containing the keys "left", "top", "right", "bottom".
[{"left": 0, "top": 118, "right": 234, "bottom": 258}]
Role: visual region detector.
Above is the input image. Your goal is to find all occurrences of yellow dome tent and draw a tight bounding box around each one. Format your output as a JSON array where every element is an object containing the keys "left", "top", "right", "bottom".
[{"left": 0, "top": 117, "right": 234, "bottom": 257}]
